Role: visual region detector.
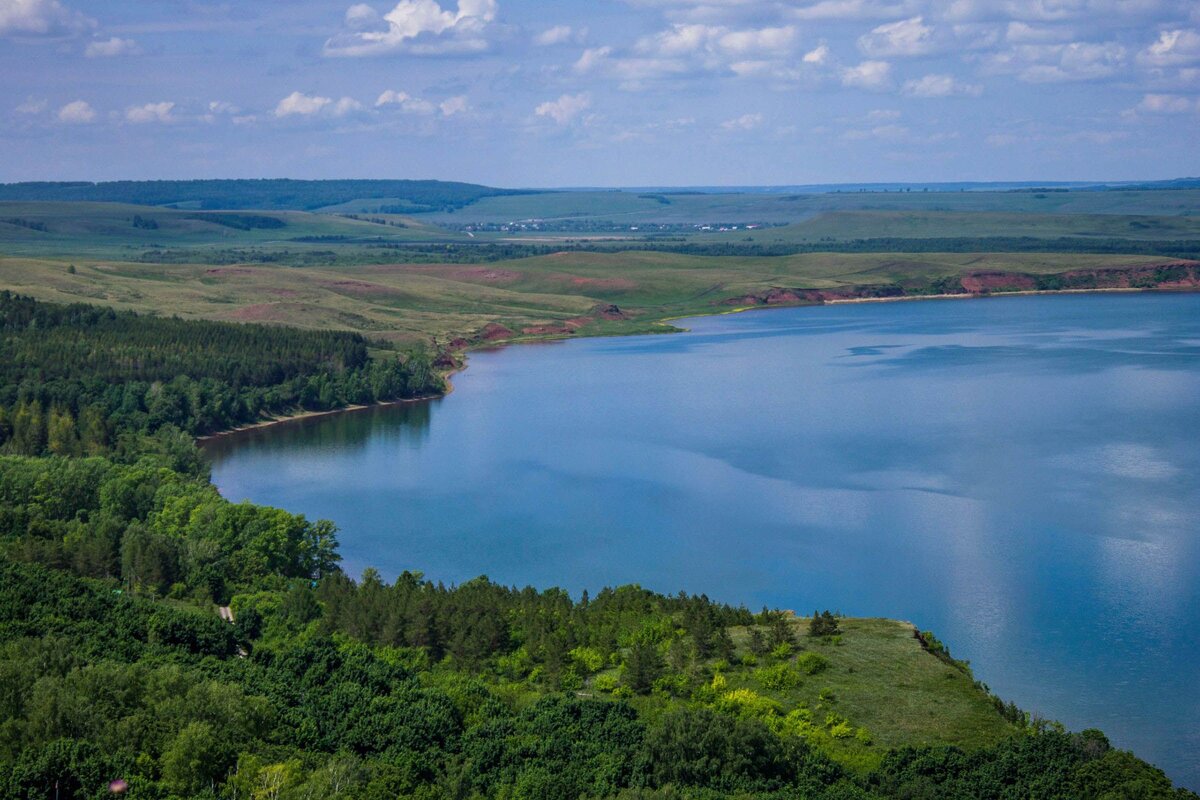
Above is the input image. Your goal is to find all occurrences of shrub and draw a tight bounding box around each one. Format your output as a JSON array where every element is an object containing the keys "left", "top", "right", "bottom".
[
  {"left": 756, "top": 663, "right": 803, "bottom": 691},
  {"left": 797, "top": 652, "right": 830, "bottom": 675}
]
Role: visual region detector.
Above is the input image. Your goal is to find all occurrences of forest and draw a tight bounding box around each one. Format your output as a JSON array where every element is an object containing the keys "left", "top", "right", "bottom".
[
  {"left": 0, "top": 293, "right": 442, "bottom": 455},
  {"left": 0, "top": 295, "right": 1194, "bottom": 799}
]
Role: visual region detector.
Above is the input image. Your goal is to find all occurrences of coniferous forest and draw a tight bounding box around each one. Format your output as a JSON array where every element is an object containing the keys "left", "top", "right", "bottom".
[{"left": 0, "top": 295, "right": 1194, "bottom": 799}]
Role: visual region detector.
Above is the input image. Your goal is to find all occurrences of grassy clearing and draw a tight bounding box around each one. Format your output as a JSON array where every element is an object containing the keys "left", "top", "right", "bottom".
[{"left": 609, "top": 616, "right": 1017, "bottom": 773}]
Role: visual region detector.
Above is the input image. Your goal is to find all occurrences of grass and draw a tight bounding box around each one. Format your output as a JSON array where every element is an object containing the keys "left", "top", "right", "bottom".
[
  {"left": 420, "top": 189, "right": 1200, "bottom": 226},
  {"left": 0, "top": 249, "right": 1190, "bottom": 346},
  {"left": 705, "top": 211, "right": 1200, "bottom": 245},
  {"left": 0, "top": 201, "right": 460, "bottom": 260},
  {"left": 607, "top": 616, "right": 1018, "bottom": 773}
]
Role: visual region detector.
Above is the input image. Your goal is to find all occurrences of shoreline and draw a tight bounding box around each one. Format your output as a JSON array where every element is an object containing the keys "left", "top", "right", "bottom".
[
  {"left": 198, "top": 284, "right": 1196, "bottom": 444},
  {"left": 196, "top": 372, "right": 460, "bottom": 445}
]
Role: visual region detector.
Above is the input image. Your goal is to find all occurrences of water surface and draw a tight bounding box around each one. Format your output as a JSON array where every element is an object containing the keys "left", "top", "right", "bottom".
[{"left": 207, "top": 293, "right": 1200, "bottom": 788}]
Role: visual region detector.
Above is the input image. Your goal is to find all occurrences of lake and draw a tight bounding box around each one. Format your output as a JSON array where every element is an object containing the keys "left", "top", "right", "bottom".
[{"left": 206, "top": 292, "right": 1200, "bottom": 788}]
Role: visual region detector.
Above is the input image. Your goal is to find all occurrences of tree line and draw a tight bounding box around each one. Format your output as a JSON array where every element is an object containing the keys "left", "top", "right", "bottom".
[{"left": 0, "top": 292, "right": 442, "bottom": 454}]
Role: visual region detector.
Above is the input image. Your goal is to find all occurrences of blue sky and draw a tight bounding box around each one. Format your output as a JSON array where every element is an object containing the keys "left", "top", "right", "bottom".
[{"left": 1, "top": 0, "right": 1198, "bottom": 185}]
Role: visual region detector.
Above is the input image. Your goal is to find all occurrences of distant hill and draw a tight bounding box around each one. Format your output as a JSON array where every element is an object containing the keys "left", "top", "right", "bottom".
[{"left": 0, "top": 179, "right": 540, "bottom": 212}]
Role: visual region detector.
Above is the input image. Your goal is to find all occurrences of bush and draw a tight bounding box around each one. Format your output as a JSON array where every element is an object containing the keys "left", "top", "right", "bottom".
[
  {"left": 756, "top": 663, "right": 803, "bottom": 690},
  {"left": 797, "top": 652, "right": 831, "bottom": 675}
]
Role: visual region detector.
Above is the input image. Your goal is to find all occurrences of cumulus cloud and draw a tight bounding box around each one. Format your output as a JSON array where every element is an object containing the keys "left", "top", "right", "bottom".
[
  {"left": 790, "top": 0, "right": 920, "bottom": 21},
  {"left": 1138, "top": 29, "right": 1200, "bottom": 66},
  {"left": 575, "top": 22, "right": 804, "bottom": 88},
  {"left": 574, "top": 46, "right": 613, "bottom": 72},
  {"left": 1005, "top": 22, "right": 1073, "bottom": 43},
  {"left": 637, "top": 23, "right": 797, "bottom": 58},
  {"left": 841, "top": 59, "right": 893, "bottom": 89},
  {"left": 273, "top": 92, "right": 365, "bottom": 118},
  {"left": 534, "top": 24, "right": 576, "bottom": 46},
  {"left": 803, "top": 43, "right": 831, "bottom": 64},
  {"left": 439, "top": 95, "right": 469, "bottom": 115},
  {"left": 984, "top": 40, "right": 1126, "bottom": 81},
  {"left": 376, "top": 89, "right": 436, "bottom": 113},
  {"left": 858, "top": 16, "right": 934, "bottom": 57},
  {"left": 332, "top": 97, "right": 364, "bottom": 116},
  {"left": 84, "top": 36, "right": 139, "bottom": 57},
  {"left": 324, "top": 0, "right": 499, "bottom": 56},
  {"left": 1134, "top": 92, "right": 1197, "bottom": 112},
  {"left": 535, "top": 93, "right": 591, "bottom": 124},
  {"left": 125, "top": 102, "right": 175, "bottom": 123},
  {"left": 902, "top": 73, "right": 983, "bottom": 95},
  {"left": 720, "top": 112, "right": 764, "bottom": 130},
  {"left": 0, "top": 0, "right": 93, "bottom": 37},
  {"left": 57, "top": 99, "right": 95, "bottom": 123}
]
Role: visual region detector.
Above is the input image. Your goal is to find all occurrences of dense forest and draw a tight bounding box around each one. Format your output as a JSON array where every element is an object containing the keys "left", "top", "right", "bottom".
[
  {"left": 0, "top": 180, "right": 536, "bottom": 212},
  {"left": 0, "top": 293, "right": 442, "bottom": 455},
  {"left": 0, "top": 295, "right": 1194, "bottom": 799}
]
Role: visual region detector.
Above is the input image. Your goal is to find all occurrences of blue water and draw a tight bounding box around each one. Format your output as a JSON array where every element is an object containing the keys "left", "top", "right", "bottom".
[{"left": 206, "top": 293, "right": 1200, "bottom": 788}]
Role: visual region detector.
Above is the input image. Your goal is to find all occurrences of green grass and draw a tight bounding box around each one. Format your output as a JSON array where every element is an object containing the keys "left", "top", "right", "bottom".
[
  {"left": 0, "top": 201, "right": 461, "bottom": 260},
  {"left": 706, "top": 211, "right": 1200, "bottom": 244},
  {"left": 603, "top": 616, "right": 1017, "bottom": 773},
  {"left": 2, "top": 248, "right": 1187, "bottom": 348},
  {"left": 421, "top": 189, "right": 1200, "bottom": 226}
]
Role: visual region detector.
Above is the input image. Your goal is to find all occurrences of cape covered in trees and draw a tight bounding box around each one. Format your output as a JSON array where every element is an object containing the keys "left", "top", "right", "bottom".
[{"left": 0, "top": 295, "right": 1193, "bottom": 799}]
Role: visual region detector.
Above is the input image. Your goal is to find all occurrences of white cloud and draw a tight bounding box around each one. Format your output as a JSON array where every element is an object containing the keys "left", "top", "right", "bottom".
[
  {"left": 202, "top": 101, "right": 240, "bottom": 124},
  {"left": 858, "top": 16, "right": 934, "bottom": 57},
  {"left": 15, "top": 98, "right": 48, "bottom": 114},
  {"left": 1005, "top": 22, "right": 1072, "bottom": 43},
  {"left": 636, "top": 23, "right": 796, "bottom": 58},
  {"left": 0, "top": 0, "right": 93, "bottom": 37},
  {"left": 842, "top": 122, "right": 909, "bottom": 140},
  {"left": 57, "top": 99, "right": 95, "bottom": 123},
  {"left": 332, "top": 97, "right": 364, "bottom": 116},
  {"left": 275, "top": 91, "right": 333, "bottom": 117},
  {"left": 534, "top": 24, "right": 574, "bottom": 46},
  {"left": 1138, "top": 29, "right": 1200, "bottom": 67},
  {"left": 84, "top": 36, "right": 139, "bottom": 57},
  {"left": 376, "top": 89, "right": 436, "bottom": 113},
  {"left": 125, "top": 101, "right": 175, "bottom": 123},
  {"left": 803, "top": 43, "right": 831, "bottom": 64},
  {"left": 1135, "top": 93, "right": 1197, "bottom": 112},
  {"left": 790, "top": 0, "right": 919, "bottom": 21},
  {"left": 902, "top": 73, "right": 983, "bottom": 95},
  {"left": 535, "top": 93, "right": 591, "bottom": 124},
  {"left": 841, "top": 59, "right": 893, "bottom": 89},
  {"left": 574, "top": 46, "right": 613, "bottom": 72},
  {"left": 580, "top": 22, "right": 803, "bottom": 88},
  {"left": 439, "top": 95, "right": 469, "bottom": 115},
  {"left": 720, "top": 112, "right": 764, "bottom": 130},
  {"left": 324, "top": 0, "right": 498, "bottom": 56},
  {"left": 984, "top": 40, "right": 1126, "bottom": 81}
]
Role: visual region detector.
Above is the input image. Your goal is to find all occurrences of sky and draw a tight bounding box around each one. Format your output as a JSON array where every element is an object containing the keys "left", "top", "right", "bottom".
[{"left": 1, "top": 0, "right": 1198, "bottom": 186}]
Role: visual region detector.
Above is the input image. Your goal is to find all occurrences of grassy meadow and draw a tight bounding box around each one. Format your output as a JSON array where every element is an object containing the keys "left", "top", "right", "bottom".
[{"left": 0, "top": 249, "right": 1188, "bottom": 346}]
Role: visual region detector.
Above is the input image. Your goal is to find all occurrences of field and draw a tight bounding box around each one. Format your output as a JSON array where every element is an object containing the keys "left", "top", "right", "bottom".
[
  {"left": 0, "top": 188, "right": 1197, "bottom": 349},
  {"left": 0, "top": 201, "right": 460, "bottom": 261},
  {"left": 1, "top": 250, "right": 1191, "bottom": 346},
  {"left": 423, "top": 187, "right": 1200, "bottom": 227}
]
